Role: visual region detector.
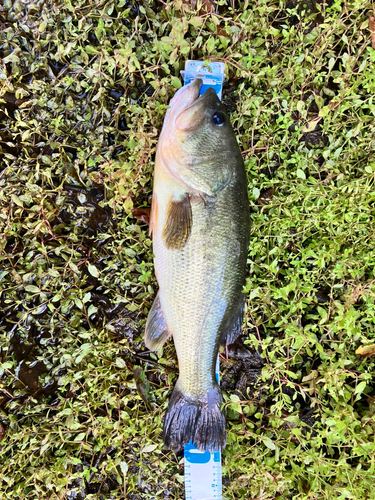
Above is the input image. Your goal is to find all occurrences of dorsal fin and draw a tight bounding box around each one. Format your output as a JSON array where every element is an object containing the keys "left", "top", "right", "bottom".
[{"left": 162, "top": 193, "right": 192, "bottom": 250}]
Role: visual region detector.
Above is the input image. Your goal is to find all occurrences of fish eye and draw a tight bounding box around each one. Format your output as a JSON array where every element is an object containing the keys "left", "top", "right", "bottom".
[{"left": 212, "top": 111, "right": 225, "bottom": 126}]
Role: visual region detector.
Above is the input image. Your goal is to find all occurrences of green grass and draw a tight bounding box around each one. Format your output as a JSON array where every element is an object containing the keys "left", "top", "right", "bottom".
[{"left": 1, "top": 0, "right": 375, "bottom": 498}]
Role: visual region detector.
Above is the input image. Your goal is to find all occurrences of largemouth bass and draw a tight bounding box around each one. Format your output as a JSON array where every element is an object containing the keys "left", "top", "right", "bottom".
[{"left": 145, "top": 79, "right": 250, "bottom": 452}]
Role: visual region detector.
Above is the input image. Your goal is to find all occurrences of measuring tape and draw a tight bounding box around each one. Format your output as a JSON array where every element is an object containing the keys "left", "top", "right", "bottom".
[
  {"left": 184, "top": 356, "right": 222, "bottom": 500},
  {"left": 183, "top": 355, "right": 223, "bottom": 500},
  {"left": 181, "top": 60, "right": 225, "bottom": 100},
  {"left": 184, "top": 443, "right": 222, "bottom": 500},
  {"left": 181, "top": 61, "right": 225, "bottom": 500}
]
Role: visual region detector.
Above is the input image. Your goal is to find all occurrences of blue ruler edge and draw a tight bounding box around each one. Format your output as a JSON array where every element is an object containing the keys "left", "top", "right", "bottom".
[
  {"left": 181, "top": 60, "right": 225, "bottom": 100},
  {"left": 181, "top": 60, "right": 225, "bottom": 500}
]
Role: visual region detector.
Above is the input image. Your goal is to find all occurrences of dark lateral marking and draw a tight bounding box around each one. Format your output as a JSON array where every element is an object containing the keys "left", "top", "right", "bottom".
[{"left": 162, "top": 194, "right": 192, "bottom": 250}]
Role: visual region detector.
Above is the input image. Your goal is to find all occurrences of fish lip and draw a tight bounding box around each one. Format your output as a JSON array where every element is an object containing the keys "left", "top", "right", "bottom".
[
  {"left": 170, "top": 80, "right": 203, "bottom": 122},
  {"left": 185, "top": 86, "right": 216, "bottom": 109},
  {"left": 169, "top": 78, "right": 202, "bottom": 114},
  {"left": 174, "top": 86, "right": 217, "bottom": 127}
]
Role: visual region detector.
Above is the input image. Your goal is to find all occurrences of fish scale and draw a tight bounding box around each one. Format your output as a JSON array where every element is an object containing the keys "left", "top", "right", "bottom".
[{"left": 155, "top": 192, "right": 239, "bottom": 396}]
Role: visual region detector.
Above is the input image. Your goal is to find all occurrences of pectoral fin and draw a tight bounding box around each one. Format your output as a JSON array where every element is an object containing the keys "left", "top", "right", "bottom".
[
  {"left": 144, "top": 293, "right": 171, "bottom": 351},
  {"left": 162, "top": 193, "right": 192, "bottom": 250},
  {"left": 221, "top": 294, "right": 246, "bottom": 346}
]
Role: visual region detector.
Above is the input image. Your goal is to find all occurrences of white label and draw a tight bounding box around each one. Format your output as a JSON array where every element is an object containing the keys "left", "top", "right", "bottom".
[{"left": 184, "top": 445, "right": 222, "bottom": 500}]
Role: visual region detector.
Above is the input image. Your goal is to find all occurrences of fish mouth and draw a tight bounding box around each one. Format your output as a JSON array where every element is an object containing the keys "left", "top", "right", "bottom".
[
  {"left": 168, "top": 79, "right": 218, "bottom": 127},
  {"left": 183, "top": 85, "right": 216, "bottom": 111},
  {"left": 174, "top": 83, "right": 218, "bottom": 132},
  {"left": 168, "top": 78, "right": 202, "bottom": 117}
]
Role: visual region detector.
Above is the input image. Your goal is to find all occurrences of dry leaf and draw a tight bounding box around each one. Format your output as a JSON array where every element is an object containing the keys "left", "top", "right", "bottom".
[
  {"left": 302, "top": 117, "right": 322, "bottom": 133},
  {"left": 134, "top": 367, "right": 152, "bottom": 410},
  {"left": 257, "top": 187, "right": 276, "bottom": 207},
  {"left": 132, "top": 207, "right": 151, "bottom": 225},
  {"left": 187, "top": 0, "right": 215, "bottom": 14},
  {"left": 180, "top": 0, "right": 230, "bottom": 37},
  {"left": 355, "top": 344, "right": 375, "bottom": 357},
  {"left": 216, "top": 25, "right": 230, "bottom": 38},
  {"left": 369, "top": 16, "right": 375, "bottom": 49},
  {"left": 200, "top": 0, "right": 215, "bottom": 14}
]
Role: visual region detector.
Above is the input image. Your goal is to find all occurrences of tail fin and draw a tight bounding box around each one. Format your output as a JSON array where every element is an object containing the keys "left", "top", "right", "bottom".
[{"left": 163, "top": 384, "right": 226, "bottom": 452}]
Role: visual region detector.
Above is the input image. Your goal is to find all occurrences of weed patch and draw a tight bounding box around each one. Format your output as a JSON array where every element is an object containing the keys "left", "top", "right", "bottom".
[{"left": 1, "top": 0, "right": 375, "bottom": 498}]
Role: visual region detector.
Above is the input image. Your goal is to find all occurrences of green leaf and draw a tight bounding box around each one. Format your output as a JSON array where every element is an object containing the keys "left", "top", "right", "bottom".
[
  {"left": 171, "top": 76, "right": 182, "bottom": 89},
  {"left": 69, "top": 262, "right": 80, "bottom": 274},
  {"left": 296, "top": 169, "right": 306, "bottom": 180},
  {"left": 87, "top": 265, "right": 99, "bottom": 278},
  {"left": 325, "top": 419, "right": 336, "bottom": 426},
  {"left": 87, "top": 304, "right": 98, "bottom": 317},
  {"left": 116, "top": 358, "right": 126, "bottom": 368},
  {"left": 319, "top": 105, "right": 330, "bottom": 118},
  {"left": 230, "top": 394, "right": 240, "bottom": 403},
  {"left": 120, "top": 461, "right": 128, "bottom": 475},
  {"left": 11, "top": 194, "right": 24, "bottom": 207},
  {"left": 3, "top": 53, "right": 20, "bottom": 64},
  {"left": 126, "top": 303, "right": 139, "bottom": 312},
  {"left": 142, "top": 444, "right": 158, "bottom": 453},
  {"left": 263, "top": 436, "right": 276, "bottom": 450},
  {"left": 355, "top": 381, "right": 366, "bottom": 395},
  {"left": 124, "top": 197, "right": 133, "bottom": 213},
  {"left": 328, "top": 57, "right": 335, "bottom": 72},
  {"left": 206, "top": 37, "right": 215, "bottom": 53},
  {"left": 296, "top": 100, "right": 304, "bottom": 113},
  {"left": 48, "top": 269, "right": 60, "bottom": 278},
  {"left": 252, "top": 187, "right": 260, "bottom": 199}
]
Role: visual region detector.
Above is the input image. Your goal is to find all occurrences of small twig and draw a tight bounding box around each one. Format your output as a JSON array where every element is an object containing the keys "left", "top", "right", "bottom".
[
  {"left": 369, "top": 15, "right": 375, "bottom": 49},
  {"left": 241, "top": 146, "right": 268, "bottom": 155},
  {"left": 219, "top": 344, "right": 229, "bottom": 362},
  {"left": 0, "top": 388, "right": 15, "bottom": 399},
  {"left": 39, "top": 200, "right": 55, "bottom": 237},
  {"left": 133, "top": 354, "right": 178, "bottom": 373}
]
